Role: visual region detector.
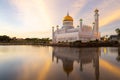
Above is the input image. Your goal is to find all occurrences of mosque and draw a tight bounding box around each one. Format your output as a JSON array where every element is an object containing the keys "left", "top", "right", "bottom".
[{"left": 52, "top": 9, "right": 100, "bottom": 43}]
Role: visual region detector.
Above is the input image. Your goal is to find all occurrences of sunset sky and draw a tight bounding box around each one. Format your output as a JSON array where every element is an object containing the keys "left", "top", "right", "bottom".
[{"left": 0, "top": 0, "right": 120, "bottom": 38}]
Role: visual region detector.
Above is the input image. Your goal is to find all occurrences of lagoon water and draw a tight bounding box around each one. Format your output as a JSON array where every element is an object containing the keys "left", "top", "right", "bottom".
[{"left": 0, "top": 46, "right": 120, "bottom": 80}]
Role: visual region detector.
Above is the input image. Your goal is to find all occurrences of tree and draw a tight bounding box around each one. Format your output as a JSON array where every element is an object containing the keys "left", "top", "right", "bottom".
[
  {"left": 0, "top": 35, "right": 11, "bottom": 42},
  {"left": 115, "top": 28, "right": 120, "bottom": 35}
]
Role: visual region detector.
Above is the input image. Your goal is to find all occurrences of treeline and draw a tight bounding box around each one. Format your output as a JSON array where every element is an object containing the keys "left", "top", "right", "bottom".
[
  {"left": 0, "top": 35, "right": 11, "bottom": 42},
  {"left": 0, "top": 35, "right": 51, "bottom": 44}
]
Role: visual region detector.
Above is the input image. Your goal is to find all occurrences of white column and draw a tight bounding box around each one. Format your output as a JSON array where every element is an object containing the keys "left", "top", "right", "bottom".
[
  {"left": 56, "top": 25, "right": 59, "bottom": 31},
  {"left": 52, "top": 26, "right": 55, "bottom": 43},
  {"left": 80, "top": 19, "right": 83, "bottom": 31},
  {"left": 92, "top": 22, "right": 95, "bottom": 33},
  {"left": 78, "top": 19, "right": 83, "bottom": 40},
  {"left": 94, "top": 9, "right": 99, "bottom": 35}
]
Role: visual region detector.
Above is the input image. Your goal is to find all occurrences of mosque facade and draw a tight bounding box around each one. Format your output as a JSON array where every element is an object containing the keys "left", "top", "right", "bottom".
[{"left": 52, "top": 9, "right": 100, "bottom": 43}]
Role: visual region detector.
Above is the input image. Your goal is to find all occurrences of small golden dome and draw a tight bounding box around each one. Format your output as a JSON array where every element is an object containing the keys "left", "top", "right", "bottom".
[{"left": 63, "top": 13, "right": 73, "bottom": 21}]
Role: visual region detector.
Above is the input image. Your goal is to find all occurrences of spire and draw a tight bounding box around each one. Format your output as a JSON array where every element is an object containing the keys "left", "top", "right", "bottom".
[{"left": 67, "top": 11, "right": 69, "bottom": 16}]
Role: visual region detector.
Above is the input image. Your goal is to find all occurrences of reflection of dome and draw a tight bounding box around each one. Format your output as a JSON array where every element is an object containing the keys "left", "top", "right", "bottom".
[
  {"left": 53, "top": 47, "right": 100, "bottom": 80},
  {"left": 63, "top": 60, "right": 73, "bottom": 76},
  {"left": 63, "top": 13, "right": 73, "bottom": 21}
]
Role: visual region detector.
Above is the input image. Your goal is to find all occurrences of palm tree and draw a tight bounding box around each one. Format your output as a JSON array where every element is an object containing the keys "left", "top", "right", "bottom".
[{"left": 115, "top": 28, "right": 120, "bottom": 35}]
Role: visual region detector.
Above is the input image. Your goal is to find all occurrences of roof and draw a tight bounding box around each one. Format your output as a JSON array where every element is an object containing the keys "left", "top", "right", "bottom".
[{"left": 110, "top": 35, "right": 120, "bottom": 38}]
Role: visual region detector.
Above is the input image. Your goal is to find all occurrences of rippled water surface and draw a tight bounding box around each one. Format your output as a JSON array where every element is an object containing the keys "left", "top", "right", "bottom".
[{"left": 0, "top": 46, "right": 120, "bottom": 80}]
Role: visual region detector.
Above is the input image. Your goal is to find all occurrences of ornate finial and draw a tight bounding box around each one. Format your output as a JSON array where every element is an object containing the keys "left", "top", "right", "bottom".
[
  {"left": 80, "top": 19, "right": 83, "bottom": 21},
  {"left": 95, "top": 9, "right": 99, "bottom": 13},
  {"left": 67, "top": 11, "right": 69, "bottom": 16}
]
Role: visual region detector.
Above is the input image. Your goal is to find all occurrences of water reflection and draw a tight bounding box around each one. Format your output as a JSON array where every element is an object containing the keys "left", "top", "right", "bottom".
[
  {"left": 52, "top": 47, "right": 101, "bottom": 80},
  {"left": 0, "top": 46, "right": 119, "bottom": 80},
  {"left": 116, "top": 47, "right": 120, "bottom": 62}
]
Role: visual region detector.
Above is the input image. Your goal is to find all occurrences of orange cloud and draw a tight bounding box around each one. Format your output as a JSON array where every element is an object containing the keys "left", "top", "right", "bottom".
[
  {"left": 10, "top": 0, "right": 52, "bottom": 31},
  {"left": 100, "top": 10, "right": 120, "bottom": 27}
]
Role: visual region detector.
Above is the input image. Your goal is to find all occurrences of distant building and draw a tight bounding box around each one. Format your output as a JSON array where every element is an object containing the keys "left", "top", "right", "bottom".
[
  {"left": 52, "top": 9, "right": 100, "bottom": 43},
  {"left": 109, "top": 35, "right": 120, "bottom": 43}
]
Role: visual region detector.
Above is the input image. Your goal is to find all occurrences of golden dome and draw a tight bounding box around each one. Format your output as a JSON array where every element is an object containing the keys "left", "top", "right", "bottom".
[{"left": 63, "top": 13, "right": 73, "bottom": 21}]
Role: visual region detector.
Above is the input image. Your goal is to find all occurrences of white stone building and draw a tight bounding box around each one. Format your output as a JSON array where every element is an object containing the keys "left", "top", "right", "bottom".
[{"left": 52, "top": 9, "right": 100, "bottom": 43}]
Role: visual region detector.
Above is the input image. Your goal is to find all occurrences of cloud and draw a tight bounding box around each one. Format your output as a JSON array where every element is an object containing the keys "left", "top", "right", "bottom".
[
  {"left": 100, "top": 10, "right": 120, "bottom": 27},
  {"left": 71, "top": 0, "right": 87, "bottom": 16},
  {"left": 95, "top": 0, "right": 120, "bottom": 27},
  {"left": 0, "top": 0, "right": 119, "bottom": 38},
  {"left": 71, "top": 0, "right": 120, "bottom": 27},
  {"left": 10, "top": 0, "right": 52, "bottom": 31},
  {"left": 100, "top": 29, "right": 116, "bottom": 36},
  {"left": 17, "top": 31, "right": 52, "bottom": 38},
  {"left": 0, "top": 21, "right": 17, "bottom": 36}
]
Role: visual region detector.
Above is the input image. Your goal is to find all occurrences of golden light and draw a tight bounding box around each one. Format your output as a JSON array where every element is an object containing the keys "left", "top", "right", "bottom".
[
  {"left": 103, "top": 48, "right": 107, "bottom": 54},
  {"left": 100, "top": 59, "right": 120, "bottom": 77},
  {"left": 37, "top": 59, "right": 52, "bottom": 80}
]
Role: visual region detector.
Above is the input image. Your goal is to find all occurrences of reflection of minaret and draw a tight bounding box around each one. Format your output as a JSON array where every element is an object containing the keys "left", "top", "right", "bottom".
[
  {"left": 79, "top": 48, "right": 100, "bottom": 80},
  {"left": 80, "top": 60, "right": 83, "bottom": 72},
  {"left": 116, "top": 47, "right": 120, "bottom": 62},
  {"left": 56, "top": 57, "right": 59, "bottom": 63},
  {"left": 79, "top": 49, "right": 83, "bottom": 72},
  {"left": 94, "top": 48, "right": 99, "bottom": 80},
  {"left": 52, "top": 50, "right": 55, "bottom": 62}
]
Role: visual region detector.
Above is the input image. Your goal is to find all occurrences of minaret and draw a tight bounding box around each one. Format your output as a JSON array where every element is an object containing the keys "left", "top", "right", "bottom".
[
  {"left": 56, "top": 25, "right": 59, "bottom": 31},
  {"left": 93, "top": 22, "right": 95, "bottom": 33},
  {"left": 94, "top": 9, "right": 99, "bottom": 35},
  {"left": 80, "top": 19, "right": 83, "bottom": 30},
  {"left": 52, "top": 26, "right": 55, "bottom": 43},
  {"left": 78, "top": 19, "right": 83, "bottom": 40}
]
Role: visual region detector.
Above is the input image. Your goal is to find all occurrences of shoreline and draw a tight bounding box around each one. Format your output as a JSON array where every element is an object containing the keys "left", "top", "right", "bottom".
[
  {"left": 49, "top": 43, "right": 120, "bottom": 47},
  {"left": 0, "top": 42, "right": 119, "bottom": 47}
]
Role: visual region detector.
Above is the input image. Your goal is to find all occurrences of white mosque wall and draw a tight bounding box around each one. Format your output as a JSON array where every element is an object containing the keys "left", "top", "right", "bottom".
[
  {"left": 54, "top": 27, "right": 99, "bottom": 42},
  {"left": 55, "top": 32, "right": 79, "bottom": 42}
]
